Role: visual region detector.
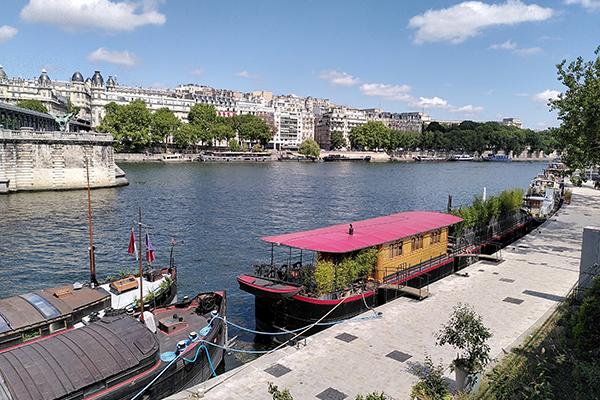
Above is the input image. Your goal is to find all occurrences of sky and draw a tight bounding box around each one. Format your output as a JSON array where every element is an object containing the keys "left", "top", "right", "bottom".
[{"left": 0, "top": 0, "right": 599, "bottom": 129}]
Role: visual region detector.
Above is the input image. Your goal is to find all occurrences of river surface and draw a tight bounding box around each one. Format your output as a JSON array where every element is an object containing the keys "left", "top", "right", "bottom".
[{"left": 0, "top": 161, "right": 544, "bottom": 363}]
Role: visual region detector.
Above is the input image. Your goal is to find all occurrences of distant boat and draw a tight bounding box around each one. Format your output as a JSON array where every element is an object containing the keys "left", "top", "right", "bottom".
[
  {"left": 483, "top": 154, "right": 511, "bottom": 162},
  {"left": 322, "top": 154, "right": 371, "bottom": 162},
  {"left": 200, "top": 151, "right": 273, "bottom": 162},
  {"left": 413, "top": 155, "right": 446, "bottom": 162},
  {"left": 449, "top": 154, "right": 474, "bottom": 161}
]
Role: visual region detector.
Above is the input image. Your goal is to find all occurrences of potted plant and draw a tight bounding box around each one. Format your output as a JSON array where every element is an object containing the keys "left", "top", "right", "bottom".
[
  {"left": 436, "top": 303, "right": 492, "bottom": 393},
  {"left": 564, "top": 189, "right": 572, "bottom": 204}
]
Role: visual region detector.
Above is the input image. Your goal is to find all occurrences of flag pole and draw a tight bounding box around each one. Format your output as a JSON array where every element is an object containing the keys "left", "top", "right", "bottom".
[
  {"left": 138, "top": 207, "right": 144, "bottom": 322},
  {"left": 85, "top": 157, "right": 98, "bottom": 286}
]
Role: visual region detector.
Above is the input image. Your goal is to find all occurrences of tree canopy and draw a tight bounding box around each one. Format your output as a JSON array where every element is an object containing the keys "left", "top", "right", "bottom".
[
  {"left": 98, "top": 100, "right": 152, "bottom": 151},
  {"left": 235, "top": 114, "right": 273, "bottom": 144},
  {"left": 347, "top": 120, "right": 557, "bottom": 155},
  {"left": 151, "top": 107, "right": 181, "bottom": 145},
  {"left": 330, "top": 130, "right": 347, "bottom": 150},
  {"left": 298, "top": 138, "right": 320, "bottom": 158},
  {"left": 17, "top": 99, "right": 48, "bottom": 114},
  {"left": 550, "top": 46, "right": 600, "bottom": 169}
]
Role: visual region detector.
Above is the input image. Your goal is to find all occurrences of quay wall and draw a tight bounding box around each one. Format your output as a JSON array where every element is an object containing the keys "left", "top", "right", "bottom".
[{"left": 0, "top": 129, "right": 125, "bottom": 193}]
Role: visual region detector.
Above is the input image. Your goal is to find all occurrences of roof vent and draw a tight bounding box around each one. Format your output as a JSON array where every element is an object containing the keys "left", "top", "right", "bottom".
[{"left": 348, "top": 224, "right": 354, "bottom": 235}]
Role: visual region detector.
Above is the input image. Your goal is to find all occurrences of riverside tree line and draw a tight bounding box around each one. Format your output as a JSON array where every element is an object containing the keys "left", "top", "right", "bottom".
[
  {"left": 96, "top": 100, "right": 274, "bottom": 152},
  {"left": 340, "top": 120, "right": 558, "bottom": 155}
]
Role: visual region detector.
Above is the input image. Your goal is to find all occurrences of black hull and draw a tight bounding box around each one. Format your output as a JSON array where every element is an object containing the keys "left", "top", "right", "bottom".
[{"left": 254, "top": 293, "right": 377, "bottom": 337}]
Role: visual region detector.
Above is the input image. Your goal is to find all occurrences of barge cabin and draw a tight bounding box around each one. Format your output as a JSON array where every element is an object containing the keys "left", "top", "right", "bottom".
[{"left": 238, "top": 211, "right": 463, "bottom": 333}]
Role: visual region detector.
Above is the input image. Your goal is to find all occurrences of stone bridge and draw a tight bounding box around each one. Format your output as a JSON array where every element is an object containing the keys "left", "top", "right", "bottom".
[{"left": 0, "top": 129, "right": 127, "bottom": 193}]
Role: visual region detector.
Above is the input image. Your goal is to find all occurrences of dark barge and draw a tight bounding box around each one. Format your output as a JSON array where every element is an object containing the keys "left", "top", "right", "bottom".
[{"left": 0, "top": 291, "right": 226, "bottom": 400}]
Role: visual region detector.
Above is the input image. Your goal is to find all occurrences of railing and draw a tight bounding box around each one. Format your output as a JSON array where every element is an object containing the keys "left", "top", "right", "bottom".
[
  {"left": 0, "top": 128, "right": 113, "bottom": 142},
  {"left": 382, "top": 254, "right": 451, "bottom": 286}
]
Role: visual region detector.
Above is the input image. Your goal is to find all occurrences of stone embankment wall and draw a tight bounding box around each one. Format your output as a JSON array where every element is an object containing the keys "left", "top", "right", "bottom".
[{"left": 0, "top": 129, "right": 125, "bottom": 193}]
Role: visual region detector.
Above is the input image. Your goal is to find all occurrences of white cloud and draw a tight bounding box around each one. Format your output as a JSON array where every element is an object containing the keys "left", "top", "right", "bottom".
[
  {"left": 359, "top": 83, "right": 412, "bottom": 101},
  {"left": 20, "top": 0, "right": 166, "bottom": 32},
  {"left": 565, "top": 0, "right": 600, "bottom": 10},
  {"left": 533, "top": 89, "right": 560, "bottom": 102},
  {"left": 490, "top": 39, "right": 543, "bottom": 56},
  {"left": 319, "top": 70, "right": 360, "bottom": 87},
  {"left": 408, "top": 1, "right": 554, "bottom": 44},
  {"left": 191, "top": 68, "right": 203, "bottom": 77},
  {"left": 451, "top": 104, "right": 485, "bottom": 113},
  {"left": 236, "top": 70, "right": 259, "bottom": 79},
  {"left": 490, "top": 40, "right": 517, "bottom": 50},
  {"left": 88, "top": 47, "right": 138, "bottom": 67},
  {"left": 414, "top": 96, "right": 449, "bottom": 109},
  {"left": 0, "top": 25, "right": 18, "bottom": 43}
]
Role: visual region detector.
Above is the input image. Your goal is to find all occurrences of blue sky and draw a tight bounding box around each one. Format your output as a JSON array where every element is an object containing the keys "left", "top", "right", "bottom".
[{"left": 1, "top": 0, "right": 599, "bottom": 129}]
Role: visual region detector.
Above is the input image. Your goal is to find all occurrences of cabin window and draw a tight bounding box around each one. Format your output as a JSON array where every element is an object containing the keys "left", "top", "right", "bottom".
[
  {"left": 49, "top": 320, "right": 67, "bottom": 334},
  {"left": 411, "top": 235, "right": 424, "bottom": 251},
  {"left": 431, "top": 229, "right": 442, "bottom": 244},
  {"left": 22, "top": 328, "right": 41, "bottom": 342},
  {"left": 389, "top": 241, "right": 403, "bottom": 258}
]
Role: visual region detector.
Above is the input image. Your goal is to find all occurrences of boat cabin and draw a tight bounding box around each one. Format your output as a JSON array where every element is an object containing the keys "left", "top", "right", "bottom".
[
  {"left": 0, "top": 284, "right": 110, "bottom": 350},
  {"left": 261, "top": 211, "right": 463, "bottom": 285}
]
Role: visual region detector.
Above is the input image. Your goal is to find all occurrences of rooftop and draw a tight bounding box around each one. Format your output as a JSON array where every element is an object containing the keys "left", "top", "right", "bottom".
[{"left": 262, "top": 210, "right": 463, "bottom": 253}]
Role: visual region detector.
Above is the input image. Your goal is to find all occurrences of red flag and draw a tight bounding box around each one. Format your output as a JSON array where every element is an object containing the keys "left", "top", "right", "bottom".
[
  {"left": 128, "top": 228, "right": 138, "bottom": 260},
  {"left": 146, "top": 233, "right": 156, "bottom": 263}
]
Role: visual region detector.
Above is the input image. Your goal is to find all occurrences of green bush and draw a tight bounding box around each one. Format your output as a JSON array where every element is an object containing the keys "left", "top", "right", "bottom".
[
  {"left": 410, "top": 355, "right": 450, "bottom": 400},
  {"left": 313, "top": 248, "right": 378, "bottom": 295},
  {"left": 228, "top": 139, "right": 241, "bottom": 151},
  {"left": 573, "top": 276, "right": 600, "bottom": 358}
]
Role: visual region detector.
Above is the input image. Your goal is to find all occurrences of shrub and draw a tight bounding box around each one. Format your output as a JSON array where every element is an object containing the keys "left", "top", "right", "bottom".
[
  {"left": 268, "top": 383, "right": 294, "bottom": 400},
  {"left": 410, "top": 355, "right": 450, "bottom": 400},
  {"left": 314, "top": 248, "right": 378, "bottom": 295},
  {"left": 228, "top": 139, "right": 241, "bottom": 151},
  {"left": 572, "top": 276, "right": 600, "bottom": 358},
  {"left": 436, "top": 303, "right": 492, "bottom": 373}
]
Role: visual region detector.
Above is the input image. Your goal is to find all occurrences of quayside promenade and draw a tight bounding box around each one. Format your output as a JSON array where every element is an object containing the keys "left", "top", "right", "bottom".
[{"left": 168, "top": 183, "right": 597, "bottom": 400}]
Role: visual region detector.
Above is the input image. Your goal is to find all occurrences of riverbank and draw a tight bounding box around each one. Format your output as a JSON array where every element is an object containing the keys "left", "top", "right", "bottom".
[
  {"left": 114, "top": 150, "right": 554, "bottom": 164},
  {"left": 168, "top": 183, "right": 595, "bottom": 400}
]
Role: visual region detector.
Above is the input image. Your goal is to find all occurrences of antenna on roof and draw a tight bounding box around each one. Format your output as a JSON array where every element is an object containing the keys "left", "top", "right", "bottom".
[{"left": 348, "top": 224, "right": 354, "bottom": 235}]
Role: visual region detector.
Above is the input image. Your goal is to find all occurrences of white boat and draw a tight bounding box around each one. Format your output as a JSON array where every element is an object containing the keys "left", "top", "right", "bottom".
[{"left": 449, "top": 154, "right": 475, "bottom": 161}]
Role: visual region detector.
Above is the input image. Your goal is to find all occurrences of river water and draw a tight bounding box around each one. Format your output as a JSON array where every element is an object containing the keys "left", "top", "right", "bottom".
[{"left": 0, "top": 161, "right": 544, "bottom": 361}]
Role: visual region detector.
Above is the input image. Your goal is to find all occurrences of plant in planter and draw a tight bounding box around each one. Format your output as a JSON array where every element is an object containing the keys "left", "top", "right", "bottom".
[
  {"left": 435, "top": 303, "right": 492, "bottom": 393},
  {"left": 410, "top": 355, "right": 451, "bottom": 400},
  {"left": 564, "top": 189, "right": 572, "bottom": 204}
]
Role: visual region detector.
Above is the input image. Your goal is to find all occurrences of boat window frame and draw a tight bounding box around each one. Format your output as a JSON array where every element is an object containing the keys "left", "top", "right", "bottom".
[{"left": 388, "top": 241, "right": 403, "bottom": 258}]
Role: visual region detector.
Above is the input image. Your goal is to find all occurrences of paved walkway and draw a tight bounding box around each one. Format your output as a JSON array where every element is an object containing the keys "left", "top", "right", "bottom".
[{"left": 169, "top": 184, "right": 598, "bottom": 400}]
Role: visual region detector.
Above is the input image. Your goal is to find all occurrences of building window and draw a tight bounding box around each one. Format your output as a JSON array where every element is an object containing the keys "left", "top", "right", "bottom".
[
  {"left": 389, "top": 241, "right": 403, "bottom": 258},
  {"left": 411, "top": 235, "right": 424, "bottom": 251},
  {"left": 431, "top": 229, "right": 442, "bottom": 244}
]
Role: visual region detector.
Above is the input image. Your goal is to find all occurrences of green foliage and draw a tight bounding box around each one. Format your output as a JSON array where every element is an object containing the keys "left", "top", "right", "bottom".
[
  {"left": 330, "top": 130, "right": 347, "bottom": 150},
  {"left": 573, "top": 276, "right": 600, "bottom": 357},
  {"left": 188, "top": 104, "right": 217, "bottom": 145},
  {"left": 550, "top": 46, "right": 600, "bottom": 170},
  {"left": 151, "top": 107, "right": 181, "bottom": 145},
  {"left": 410, "top": 355, "right": 451, "bottom": 400},
  {"left": 452, "top": 188, "right": 524, "bottom": 229},
  {"left": 210, "top": 119, "right": 236, "bottom": 142},
  {"left": 348, "top": 119, "right": 556, "bottom": 155},
  {"left": 228, "top": 138, "right": 241, "bottom": 151},
  {"left": 235, "top": 114, "right": 273, "bottom": 144},
  {"left": 298, "top": 138, "right": 320, "bottom": 158},
  {"left": 355, "top": 393, "right": 387, "bottom": 400},
  {"left": 314, "top": 248, "right": 378, "bottom": 295},
  {"left": 268, "top": 383, "right": 294, "bottom": 400},
  {"left": 172, "top": 123, "right": 199, "bottom": 149},
  {"left": 251, "top": 143, "right": 263, "bottom": 152},
  {"left": 17, "top": 99, "right": 48, "bottom": 113},
  {"left": 436, "top": 303, "right": 492, "bottom": 373},
  {"left": 98, "top": 100, "right": 152, "bottom": 151}
]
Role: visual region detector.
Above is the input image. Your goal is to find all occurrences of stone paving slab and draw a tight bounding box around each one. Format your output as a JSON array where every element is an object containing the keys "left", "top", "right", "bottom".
[{"left": 168, "top": 184, "right": 598, "bottom": 400}]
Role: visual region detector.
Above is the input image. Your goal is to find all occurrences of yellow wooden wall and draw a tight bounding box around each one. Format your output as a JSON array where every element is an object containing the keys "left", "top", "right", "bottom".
[{"left": 373, "top": 228, "right": 449, "bottom": 282}]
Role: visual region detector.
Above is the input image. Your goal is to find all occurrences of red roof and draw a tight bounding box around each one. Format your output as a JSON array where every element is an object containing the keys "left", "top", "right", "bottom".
[{"left": 262, "top": 211, "right": 463, "bottom": 253}]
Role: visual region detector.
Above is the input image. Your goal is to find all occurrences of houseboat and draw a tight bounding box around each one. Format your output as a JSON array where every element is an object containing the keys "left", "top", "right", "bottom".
[
  {"left": 200, "top": 151, "right": 274, "bottom": 162},
  {"left": 483, "top": 154, "right": 511, "bottom": 162},
  {"left": 449, "top": 154, "right": 475, "bottom": 161},
  {"left": 0, "top": 267, "right": 177, "bottom": 350},
  {"left": 0, "top": 291, "right": 227, "bottom": 400},
  {"left": 322, "top": 154, "right": 372, "bottom": 162},
  {"left": 238, "top": 211, "right": 463, "bottom": 334}
]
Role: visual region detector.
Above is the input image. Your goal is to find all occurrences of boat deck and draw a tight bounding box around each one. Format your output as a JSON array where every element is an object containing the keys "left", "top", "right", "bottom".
[
  {"left": 153, "top": 300, "right": 214, "bottom": 352},
  {"left": 168, "top": 183, "right": 597, "bottom": 400}
]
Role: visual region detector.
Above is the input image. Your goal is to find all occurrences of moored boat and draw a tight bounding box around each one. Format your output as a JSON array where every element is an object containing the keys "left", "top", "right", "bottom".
[
  {"left": 483, "top": 154, "right": 511, "bottom": 162},
  {"left": 449, "top": 154, "right": 475, "bottom": 161},
  {"left": 0, "top": 291, "right": 226, "bottom": 400},
  {"left": 238, "top": 211, "right": 463, "bottom": 335}
]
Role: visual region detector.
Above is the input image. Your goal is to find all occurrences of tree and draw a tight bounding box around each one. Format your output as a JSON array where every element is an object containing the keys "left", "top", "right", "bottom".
[
  {"left": 298, "top": 138, "right": 320, "bottom": 158},
  {"left": 436, "top": 303, "right": 492, "bottom": 373},
  {"left": 151, "top": 108, "right": 181, "bottom": 150},
  {"left": 349, "top": 121, "right": 390, "bottom": 150},
  {"left": 17, "top": 99, "right": 48, "bottom": 113},
  {"left": 172, "top": 123, "right": 199, "bottom": 149},
  {"left": 210, "top": 120, "right": 236, "bottom": 142},
  {"left": 550, "top": 46, "right": 600, "bottom": 169},
  {"left": 97, "top": 100, "right": 152, "bottom": 151},
  {"left": 330, "top": 130, "right": 347, "bottom": 150},
  {"left": 235, "top": 114, "right": 273, "bottom": 145},
  {"left": 188, "top": 104, "right": 217, "bottom": 145},
  {"left": 228, "top": 138, "right": 241, "bottom": 151}
]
